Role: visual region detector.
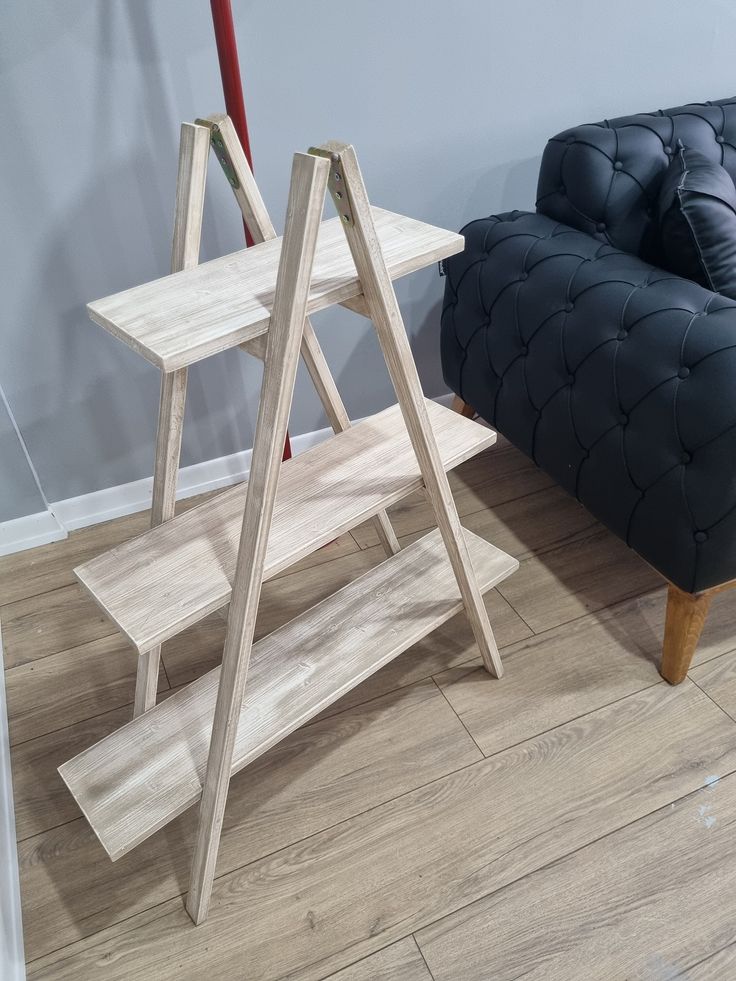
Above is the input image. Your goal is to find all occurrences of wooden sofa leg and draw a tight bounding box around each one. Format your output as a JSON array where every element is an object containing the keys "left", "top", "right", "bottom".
[
  {"left": 451, "top": 395, "right": 475, "bottom": 419},
  {"left": 660, "top": 583, "right": 712, "bottom": 685}
]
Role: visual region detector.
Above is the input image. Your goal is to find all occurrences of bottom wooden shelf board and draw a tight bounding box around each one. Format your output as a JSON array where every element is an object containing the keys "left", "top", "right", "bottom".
[{"left": 59, "top": 528, "right": 517, "bottom": 862}]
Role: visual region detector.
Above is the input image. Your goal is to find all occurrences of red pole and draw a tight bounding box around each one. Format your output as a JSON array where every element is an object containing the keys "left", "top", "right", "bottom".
[{"left": 210, "top": 0, "right": 292, "bottom": 460}]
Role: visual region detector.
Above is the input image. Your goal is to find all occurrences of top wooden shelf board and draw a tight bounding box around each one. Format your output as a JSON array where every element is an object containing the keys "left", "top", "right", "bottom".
[{"left": 87, "top": 207, "right": 464, "bottom": 371}]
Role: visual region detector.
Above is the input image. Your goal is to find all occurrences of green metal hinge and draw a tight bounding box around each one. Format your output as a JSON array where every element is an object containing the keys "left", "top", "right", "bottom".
[
  {"left": 195, "top": 118, "right": 240, "bottom": 190},
  {"left": 308, "top": 142, "right": 353, "bottom": 226}
]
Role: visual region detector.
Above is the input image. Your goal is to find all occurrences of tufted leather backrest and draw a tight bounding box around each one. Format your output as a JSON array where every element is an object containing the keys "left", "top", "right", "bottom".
[{"left": 536, "top": 98, "right": 736, "bottom": 262}]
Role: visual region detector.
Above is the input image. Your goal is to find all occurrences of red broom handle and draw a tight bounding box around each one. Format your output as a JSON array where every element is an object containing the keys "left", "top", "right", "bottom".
[{"left": 210, "top": 0, "right": 292, "bottom": 460}]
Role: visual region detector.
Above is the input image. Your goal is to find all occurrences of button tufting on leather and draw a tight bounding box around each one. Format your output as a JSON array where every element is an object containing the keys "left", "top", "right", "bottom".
[
  {"left": 520, "top": 345, "right": 529, "bottom": 355},
  {"left": 694, "top": 531, "right": 708, "bottom": 543},
  {"left": 519, "top": 272, "right": 528, "bottom": 281},
  {"left": 596, "top": 222, "right": 606, "bottom": 232},
  {"left": 617, "top": 330, "right": 627, "bottom": 341},
  {"left": 443, "top": 132, "right": 736, "bottom": 595},
  {"left": 536, "top": 99, "right": 736, "bottom": 260},
  {"left": 678, "top": 366, "right": 690, "bottom": 379}
]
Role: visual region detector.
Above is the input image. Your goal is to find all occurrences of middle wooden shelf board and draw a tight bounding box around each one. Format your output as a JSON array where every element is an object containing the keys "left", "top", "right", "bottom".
[
  {"left": 60, "top": 526, "right": 518, "bottom": 862},
  {"left": 74, "top": 399, "right": 496, "bottom": 654}
]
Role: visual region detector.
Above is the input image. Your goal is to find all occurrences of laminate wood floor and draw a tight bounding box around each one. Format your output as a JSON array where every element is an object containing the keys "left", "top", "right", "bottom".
[{"left": 4, "top": 440, "right": 736, "bottom": 980}]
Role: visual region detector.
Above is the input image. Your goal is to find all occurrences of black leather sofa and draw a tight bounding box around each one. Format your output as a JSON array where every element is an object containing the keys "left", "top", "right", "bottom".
[{"left": 441, "top": 98, "right": 736, "bottom": 683}]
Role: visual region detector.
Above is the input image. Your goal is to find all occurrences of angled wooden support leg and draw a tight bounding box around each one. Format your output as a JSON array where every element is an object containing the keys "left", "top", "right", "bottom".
[
  {"left": 186, "top": 152, "right": 330, "bottom": 925},
  {"left": 133, "top": 122, "right": 209, "bottom": 717},
  {"left": 451, "top": 396, "right": 475, "bottom": 419},
  {"left": 661, "top": 583, "right": 712, "bottom": 684},
  {"left": 203, "top": 114, "right": 400, "bottom": 557},
  {"left": 298, "top": 325, "right": 400, "bottom": 555},
  {"left": 315, "top": 142, "right": 503, "bottom": 677}
]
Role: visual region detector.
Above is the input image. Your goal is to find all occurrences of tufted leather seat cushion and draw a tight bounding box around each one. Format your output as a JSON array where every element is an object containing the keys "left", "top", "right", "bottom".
[
  {"left": 441, "top": 211, "right": 736, "bottom": 593},
  {"left": 536, "top": 98, "right": 736, "bottom": 264}
]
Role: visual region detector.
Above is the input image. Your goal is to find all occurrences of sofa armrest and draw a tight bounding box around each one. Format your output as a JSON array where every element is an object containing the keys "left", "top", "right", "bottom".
[{"left": 441, "top": 210, "right": 736, "bottom": 592}]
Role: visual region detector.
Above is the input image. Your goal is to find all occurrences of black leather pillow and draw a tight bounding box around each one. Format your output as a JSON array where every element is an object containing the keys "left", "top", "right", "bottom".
[{"left": 657, "top": 144, "right": 736, "bottom": 299}]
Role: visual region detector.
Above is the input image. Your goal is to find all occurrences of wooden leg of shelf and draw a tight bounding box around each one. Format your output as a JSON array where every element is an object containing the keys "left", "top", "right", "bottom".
[
  {"left": 186, "top": 152, "right": 329, "bottom": 925},
  {"left": 133, "top": 367, "right": 188, "bottom": 717},
  {"left": 299, "top": 320, "right": 400, "bottom": 557},
  {"left": 660, "top": 583, "right": 712, "bottom": 685},
  {"left": 208, "top": 115, "right": 400, "bottom": 559},
  {"left": 451, "top": 395, "right": 475, "bottom": 419},
  {"left": 329, "top": 143, "right": 503, "bottom": 678},
  {"left": 132, "top": 126, "right": 207, "bottom": 717},
  {"left": 133, "top": 650, "right": 160, "bottom": 717}
]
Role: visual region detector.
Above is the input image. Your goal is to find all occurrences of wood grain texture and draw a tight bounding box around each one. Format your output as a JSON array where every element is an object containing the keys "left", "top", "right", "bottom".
[
  {"left": 324, "top": 938, "right": 432, "bottom": 981},
  {"left": 24, "top": 679, "right": 481, "bottom": 963},
  {"left": 162, "top": 546, "right": 529, "bottom": 698},
  {"left": 416, "top": 772, "right": 736, "bottom": 981},
  {"left": 60, "top": 529, "right": 516, "bottom": 862},
  {"left": 10, "top": 415, "right": 736, "bottom": 977},
  {"left": 1, "top": 583, "right": 114, "bottom": 670},
  {"left": 11, "top": 704, "right": 134, "bottom": 840},
  {"left": 6, "top": 633, "right": 168, "bottom": 746},
  {"left": 691, "top": 648, "right": 736, "bottom": 719},
  {"left": 169, "top": 122, "right": 209, "bottom": 274},
  {"left": 185, "top": 151, "right": 330, "bottom": 923},
  {"left": 160, "top": 539, "right": 374, "bottom": 687},
  {"left": 86, "top": 207, "right": 464, "bottom": 371},
  {"left": 0, "top": 490, "right": 219, "bottom": 610},
  {"left": 327, "top": 142, "right": 503, "bottom": 677},
  {"left": 353, "top": 478, "right": 593, "bottom": 556},
  {"left": 75, "top": 401, "right": 495, "bottom": 654},
  {"left": 434, "top": 589, "right": 669, "bottom": 757},
  {"left": 297, "top": 322, "right": 400, "bottom": 558},
  {"left": 136, "top": 123, "right": 210, "bottom": 715},
  {"left": 0, "top": 511, "right": 151, "bottom": 606},
  {"left": 496, "top": 526, "right": 662, "bottom": 633},
  {"left": 29, "top": 682, "right": 736, "bottom": 980},
  {"left": 661, "top": 582, "right": 713, "bottom": 685},
  {"left": 208, "top": 115, "right": 400, "bottom": 560}
]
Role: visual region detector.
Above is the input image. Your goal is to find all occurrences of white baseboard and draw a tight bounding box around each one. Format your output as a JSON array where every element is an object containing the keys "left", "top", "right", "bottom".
[
  {"left": 0, "top": 393, "right": 460, "bottom": 551},
  {"left": 0, "top": 625, "right": 26, "bottom": 979},
  {"left": 49, "top": 423, "right": 334, "bottom": 533},
  {"left": 0, "top": 509, "right": 66, "bottom": 558}
]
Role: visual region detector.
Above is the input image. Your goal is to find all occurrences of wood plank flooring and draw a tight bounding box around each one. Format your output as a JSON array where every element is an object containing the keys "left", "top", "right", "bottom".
[{"left": 4, "top": 439, "right": 736, "bottom": 979}]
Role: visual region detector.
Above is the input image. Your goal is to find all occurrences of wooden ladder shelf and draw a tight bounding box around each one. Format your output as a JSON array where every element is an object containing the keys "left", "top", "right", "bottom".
[{"left": 59, "top": 116, "right": 518, "bottom": 925}]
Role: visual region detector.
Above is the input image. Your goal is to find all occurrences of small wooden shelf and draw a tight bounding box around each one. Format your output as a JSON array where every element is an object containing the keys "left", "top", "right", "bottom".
[
  {"left": 87, "top": 208, "right": 463, "bottom": 371},
  {"left": 61, "top": 128, "right": 517, "bottom": 924},
  {"left": 75, "top": 400, "right": 494, "bottom": 654},
  {"left": 60, "top": 527, "right": 517, "bottom": 861}
]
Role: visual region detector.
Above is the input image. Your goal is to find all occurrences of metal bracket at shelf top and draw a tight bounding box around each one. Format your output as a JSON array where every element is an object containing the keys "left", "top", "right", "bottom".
[
  {"left": 195, "top": 116, "right": 240, "bottom": 190},
  {"left": 308, "top": 141, "right": 354, "bottom": 226}
]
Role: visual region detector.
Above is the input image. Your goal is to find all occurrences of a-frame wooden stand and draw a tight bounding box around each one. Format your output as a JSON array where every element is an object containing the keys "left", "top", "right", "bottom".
[{"left": 59, "top": 117, "right": 518, "bottom": 925}]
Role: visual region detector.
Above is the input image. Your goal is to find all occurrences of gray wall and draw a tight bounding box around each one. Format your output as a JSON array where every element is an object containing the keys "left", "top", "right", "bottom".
[
  {"left": 0, "top": 393, "right": 46, "bottom": 523},
  {"left": 1, "top": 0, "right": 735, "bottom": 520}
]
